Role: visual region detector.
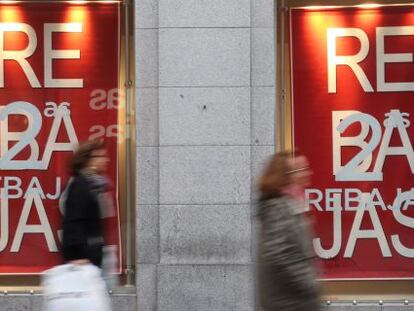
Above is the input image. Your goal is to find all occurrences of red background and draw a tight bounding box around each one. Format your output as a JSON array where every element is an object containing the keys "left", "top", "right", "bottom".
[
  {"left": 0, "top": 2, "right": 120, "bottom": 274},
  {"left": 291, "top": 6, "right": 414, "bottom": 279}
]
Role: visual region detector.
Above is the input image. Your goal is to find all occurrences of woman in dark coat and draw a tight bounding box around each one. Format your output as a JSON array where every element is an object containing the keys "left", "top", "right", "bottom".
[
  {"left": 257, "top": 151, "right": 321, "bottom": 311},
  {"left": 61, "top": 140, "right": 110, "bottom": 267}
]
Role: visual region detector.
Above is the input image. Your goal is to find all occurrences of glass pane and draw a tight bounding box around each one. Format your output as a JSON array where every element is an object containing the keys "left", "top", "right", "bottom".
[{"left": 0, "top": 1, "right": 123, "bottom": 278}]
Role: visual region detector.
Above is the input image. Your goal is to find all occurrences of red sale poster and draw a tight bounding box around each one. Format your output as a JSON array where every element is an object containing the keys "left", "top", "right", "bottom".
[
  {"left": 291, "top": 5, "right": 414, "bottom": 279},
  {"left": 0, "top": 2, "right": 121, "bottom": 274}
]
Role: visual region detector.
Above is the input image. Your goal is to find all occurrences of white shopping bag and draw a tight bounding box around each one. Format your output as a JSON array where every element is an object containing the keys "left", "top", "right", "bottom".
[
  {"left": 41, "top": 264, "right": 112, "bottom": 311},
  {"left": 102, "top": 245, "right": 119, "bottom": 289}
]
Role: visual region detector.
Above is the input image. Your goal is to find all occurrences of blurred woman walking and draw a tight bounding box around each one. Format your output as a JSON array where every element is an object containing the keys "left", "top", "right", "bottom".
[{"left": 257, "top": 151, "right": 321, "bottom": 311}]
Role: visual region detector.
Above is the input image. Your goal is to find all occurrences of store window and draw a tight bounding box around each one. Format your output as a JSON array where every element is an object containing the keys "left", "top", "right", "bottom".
[
  {"left": 278, "top": 0, "right": 414, "bottom": 298},
  {"left": 0, "top": 0, "right": 135, "bottom": 289}
]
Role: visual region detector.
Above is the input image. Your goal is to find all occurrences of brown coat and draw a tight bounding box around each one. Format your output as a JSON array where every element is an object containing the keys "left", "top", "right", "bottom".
[{"left": 258, "top": 196, "right": 321, "bottom": 311}]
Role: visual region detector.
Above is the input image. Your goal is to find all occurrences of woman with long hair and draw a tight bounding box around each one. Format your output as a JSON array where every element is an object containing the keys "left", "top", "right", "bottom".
[
  {"left": 257, "top": 151, "right": 320, "bottom": 311},
  {"left": 42, "top": 140, "right": 113, "bottom": 311}
]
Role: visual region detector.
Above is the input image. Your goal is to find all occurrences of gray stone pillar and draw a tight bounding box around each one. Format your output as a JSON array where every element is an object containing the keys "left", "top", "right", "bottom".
[{"left": 135, "top": 0, "right": 276, "bottom": 310}]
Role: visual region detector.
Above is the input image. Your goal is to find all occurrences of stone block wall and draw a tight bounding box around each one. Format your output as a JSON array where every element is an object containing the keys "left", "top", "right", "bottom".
[{"left": 135, "top": 0, "right": 276, "bottom": 310}]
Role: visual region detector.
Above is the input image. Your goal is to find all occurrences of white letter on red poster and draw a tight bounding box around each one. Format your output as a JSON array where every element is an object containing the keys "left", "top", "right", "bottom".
[
  {"left": 0, "top": 23, "right": 41, "bottom": 88},
  {"left": 44, "top": 23, "right": 83, "bottom": 88},
  {"left": 327, "top": 28, "right": 373, "bottom": 93},
  {"left": 377, "top": 26, "right": 414, "bottom": 92}
]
